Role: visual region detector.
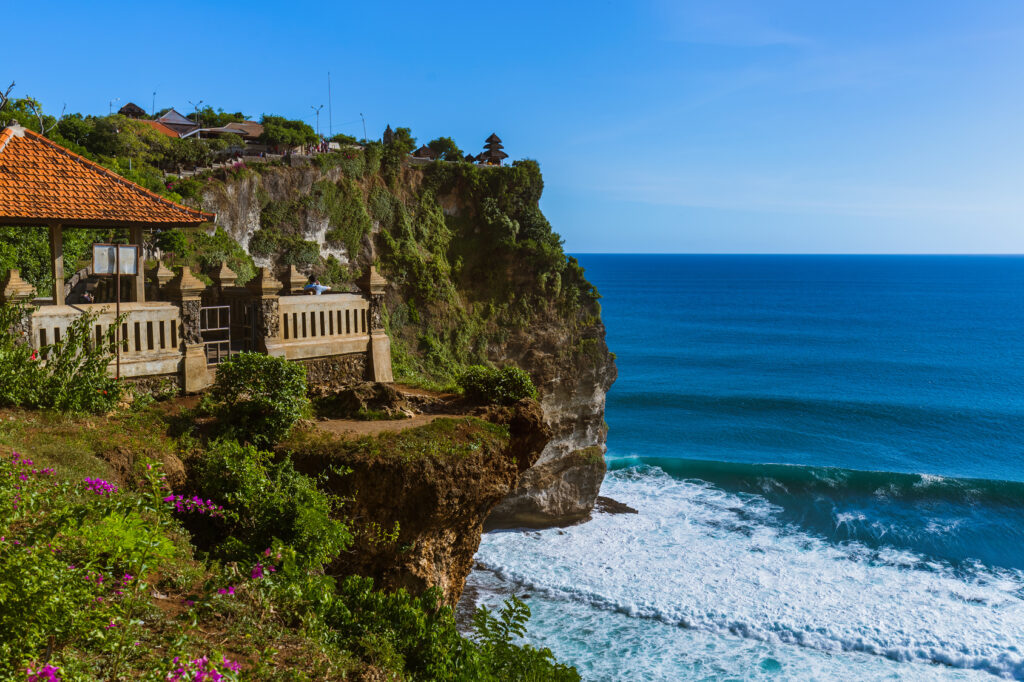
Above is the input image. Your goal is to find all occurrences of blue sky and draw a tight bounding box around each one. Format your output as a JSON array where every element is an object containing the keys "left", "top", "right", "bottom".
[{"left": 5, "top": 1, "right": 1023, "bottom": 253}]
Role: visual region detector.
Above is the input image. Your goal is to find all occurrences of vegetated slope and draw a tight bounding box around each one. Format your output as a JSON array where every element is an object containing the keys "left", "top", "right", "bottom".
[
  {"left": 0, "top": 403, "right": 579, "bottom": 681},
  {"left": 195, "top": 148, "right": 617, "bottom": 526}
]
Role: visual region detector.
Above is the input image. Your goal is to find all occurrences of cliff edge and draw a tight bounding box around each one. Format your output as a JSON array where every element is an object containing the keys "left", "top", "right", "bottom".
[{"left": 197, "top": 152, "right": 616, "bottom": 527}]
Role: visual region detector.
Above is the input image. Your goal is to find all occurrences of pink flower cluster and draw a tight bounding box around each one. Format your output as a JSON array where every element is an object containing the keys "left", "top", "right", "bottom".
[
  {"left": 162, "top": 495, "right": 224, "bottom": 517},
  {"left": 250, "top": 562, "right": 276, "bottom": 579},
  {"left": 7, "top": 453, "right": 54, "bottom": 482},
  {"left": 166, "top": 655, "right": 240, "bottom": 681},
  {"left": 83, "top": 478, "right": 118, "bottom": 496},
  {"left": 25, "top": 663, "right": 61, "bottom": 681}
]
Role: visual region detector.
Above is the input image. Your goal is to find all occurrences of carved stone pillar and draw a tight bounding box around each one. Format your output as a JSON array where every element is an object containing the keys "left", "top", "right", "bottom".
[
  {"left": 281, "top": 264, "right": 306, "bottom": 296},
  {"left": 247, "top": 267, "right": 284, "bottom": 356},
  {"left": 358, "top": 266, "right": 393, "bottom": 383},
  {"left": 166, "top": 267, "right": 210, "bottom": 392},
  {"left": 1, "top": 269, "right": 36, "bottom": 346},
  {"left": 210, "top": 261, "right": 238, "bottom": 305},
  {"left": 148, "top": 261, "right": 175, "bottom": 302}
]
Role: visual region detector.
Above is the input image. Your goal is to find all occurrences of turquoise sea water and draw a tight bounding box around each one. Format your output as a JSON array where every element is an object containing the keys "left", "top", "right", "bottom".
[{"left": 468, "top": 255, "right": 1024, "bottom": 680}]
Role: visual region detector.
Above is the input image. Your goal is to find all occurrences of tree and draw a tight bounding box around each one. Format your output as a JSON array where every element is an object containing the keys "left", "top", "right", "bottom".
[
  {"left": 196, "top": 106, "right": 247, "bottom": 128},
  {"left": 388, "top": 126, "right": 416, "bottom": 154},
  {"left": 427, "top": 136, "right": 464, "bottom": 161},
  {"left": 259, "top": 115, "right": 317, "bottom": 150}
]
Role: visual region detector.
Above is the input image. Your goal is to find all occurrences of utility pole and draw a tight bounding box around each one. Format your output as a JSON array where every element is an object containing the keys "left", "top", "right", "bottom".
[
  {"left": 188, "top": 99, "right": 204, "bottom": 139},
  {"left": 360, "top": 113, "right": 367, "bottom": 143},
  {"left": 152, "top": 90, "right": 157, "bottom": 117},
  {"left": 109, "top": 97, "right": 120, "bottom": 115},
  {"left": 327, "top": 72, "right": 333, "bottom": 137},
  {"left": 311, "top": 104, "right": 324, "bottom": 137}
]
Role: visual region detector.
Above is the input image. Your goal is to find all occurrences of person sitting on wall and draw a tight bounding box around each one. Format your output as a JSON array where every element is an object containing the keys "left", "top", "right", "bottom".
[{"left": 304, "top": 275, "right": 331, "bottom": 296}]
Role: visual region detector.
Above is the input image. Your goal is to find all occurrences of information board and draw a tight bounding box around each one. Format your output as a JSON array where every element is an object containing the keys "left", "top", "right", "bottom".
[{"left": 92, "top": 244, "right": 138, "bottom": 276}]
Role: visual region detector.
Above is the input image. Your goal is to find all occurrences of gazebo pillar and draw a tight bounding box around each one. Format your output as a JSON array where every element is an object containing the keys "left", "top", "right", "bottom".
[
  {"left": 130, "top": 225, "right": 146, "bottom": 302},
  {"left": 48, "top": 223, "right": 64, "bottom": 306}
]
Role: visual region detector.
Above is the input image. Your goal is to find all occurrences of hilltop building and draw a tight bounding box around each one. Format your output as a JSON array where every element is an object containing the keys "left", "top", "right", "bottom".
[
  {"left": 117, "top": 102, "right": 148, "bottom": 118},
  {"left": 156, "top": 109, "right": 199, "bottom": 136},
  {"left": 412, "top": 144, "right": 436, "bottom": 159},
  {"left": 476, "top": 133, "right": 508, "bottom": 166}
]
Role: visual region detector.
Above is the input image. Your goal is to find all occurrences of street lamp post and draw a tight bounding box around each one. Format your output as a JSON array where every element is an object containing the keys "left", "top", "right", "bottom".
[
  {"left": 188, "top": 99, "right": 204, "bottom": 139},
  {"left": 108, "top": 97, "right": 120, "bottom": 115},
  {"left": 311, "top": 104, "right": 324, "bottom": 138}
]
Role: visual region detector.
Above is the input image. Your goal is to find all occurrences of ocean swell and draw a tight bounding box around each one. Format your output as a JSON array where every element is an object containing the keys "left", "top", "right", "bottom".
[{"left": 475, "top": 466, "right": 1024, "bottom": 679}]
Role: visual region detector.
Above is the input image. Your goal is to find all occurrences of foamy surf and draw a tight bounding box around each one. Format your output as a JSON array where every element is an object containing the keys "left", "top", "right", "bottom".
[{"left": 472, "top": 466, "right": 1024, "bottom": 680}]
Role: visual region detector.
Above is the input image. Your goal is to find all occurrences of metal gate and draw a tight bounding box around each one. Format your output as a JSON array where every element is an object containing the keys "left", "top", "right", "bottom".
[{"left": 200, "top": 305, "right": 232, "bottom": 366}]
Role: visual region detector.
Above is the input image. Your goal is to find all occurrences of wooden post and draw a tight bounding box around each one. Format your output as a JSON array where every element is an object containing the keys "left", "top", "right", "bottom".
[
  {"left": 130, "top": 225, "right": 146, "bottom": 302},
  {"left": 48, "top": 223, "right": 64, "bottom": 306}
]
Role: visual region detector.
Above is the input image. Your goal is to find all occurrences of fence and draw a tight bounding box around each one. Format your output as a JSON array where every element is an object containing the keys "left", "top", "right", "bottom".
[
  {"left": 274, "top": 294, "right": 371, "bottom": 360},
  {"left": 29, "top": 302, "right": 183, "bottom": 378}
]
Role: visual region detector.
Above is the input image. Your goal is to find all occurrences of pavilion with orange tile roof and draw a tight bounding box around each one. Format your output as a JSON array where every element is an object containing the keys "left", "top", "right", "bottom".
[{"left": 0, "top": 122, "right": 213, "bottom": 305}]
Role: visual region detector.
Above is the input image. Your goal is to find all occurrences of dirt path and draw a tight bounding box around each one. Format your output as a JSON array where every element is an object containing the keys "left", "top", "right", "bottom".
[
  {"left": 314, "top": 384, "right": 469, "bottom": 439},
  {"left": 316, "top": 412, "right": 464, "bottom": 438}
]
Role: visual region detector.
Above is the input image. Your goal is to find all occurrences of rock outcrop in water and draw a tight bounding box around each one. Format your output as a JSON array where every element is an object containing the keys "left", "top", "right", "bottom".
[{"left": 197, "top": 154, "right": 616, "bottom": 529}]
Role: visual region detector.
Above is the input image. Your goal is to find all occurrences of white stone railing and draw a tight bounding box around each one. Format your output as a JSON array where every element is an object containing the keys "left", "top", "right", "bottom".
[
  {"left": 274, "top": 293, "right": 370, "bottom": 360},
  {"left": 30, "top": 302, "right": 183, "bottom": 378}
]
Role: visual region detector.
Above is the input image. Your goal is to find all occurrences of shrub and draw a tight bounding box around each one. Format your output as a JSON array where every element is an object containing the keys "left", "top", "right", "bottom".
[
  {"left": 0, "top": 303, "right": 122, "bottom": 413},
  {"left": 209, "top": 352, "right": 309, "bottom": 445},
  {"left": 458, "top": 365, "right": 537, "bottom": 405},
  {"left": 189, "top": 440, "right": 350, "bottom": 567}
]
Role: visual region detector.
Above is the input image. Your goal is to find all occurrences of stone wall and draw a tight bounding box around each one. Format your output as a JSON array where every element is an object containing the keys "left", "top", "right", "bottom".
[{"left": 300, "top": 353, "right": 368, "bottom": 389}]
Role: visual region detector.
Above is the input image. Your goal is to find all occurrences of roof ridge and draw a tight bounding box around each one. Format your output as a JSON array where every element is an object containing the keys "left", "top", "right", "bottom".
[{"left": 11, "top": 127, "right": 213, "bottom": 222}]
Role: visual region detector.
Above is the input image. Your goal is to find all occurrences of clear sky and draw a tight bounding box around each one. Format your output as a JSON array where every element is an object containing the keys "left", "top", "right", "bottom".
[{"left": 5, "top": 1, "right": 1023, "bottom": 253}]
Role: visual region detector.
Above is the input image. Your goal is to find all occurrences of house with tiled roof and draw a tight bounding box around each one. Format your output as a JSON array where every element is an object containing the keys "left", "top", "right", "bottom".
[
  {"left": 156, "top": 108, "right": 198, "bottom": 135},
  {"left": 138, "top": 119, "right": 181, "bottom": 138}
]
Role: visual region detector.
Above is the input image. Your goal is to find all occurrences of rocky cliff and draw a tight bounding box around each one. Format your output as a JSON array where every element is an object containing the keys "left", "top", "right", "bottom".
[
  {"left": 284, "top": 401, "right": 550, "bottom": 605},
  {"left": 195, "top": 152, "right": 616, "bottom": 527}
]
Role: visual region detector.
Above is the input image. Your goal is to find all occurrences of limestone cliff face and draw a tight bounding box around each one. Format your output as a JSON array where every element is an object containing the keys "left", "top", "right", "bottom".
[
  {"left": 481, "top": 318, "right": 617, "bottom": 528},
  {"left": 287, "top": 401, "right": 550, "bottom": 606},
  {"left": 195, "top": 158, "right": 616, "bottom": 528}
]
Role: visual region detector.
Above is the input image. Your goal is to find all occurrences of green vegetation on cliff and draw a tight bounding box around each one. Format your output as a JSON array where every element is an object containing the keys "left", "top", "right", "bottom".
[{"left": 0, "top": 345, "right": 579, "bottom": 680}]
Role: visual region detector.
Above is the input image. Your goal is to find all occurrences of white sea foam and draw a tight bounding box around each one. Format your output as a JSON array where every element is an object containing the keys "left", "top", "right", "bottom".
[{"left": 473, "top": 467, "right": 1024, "bottom": 680}]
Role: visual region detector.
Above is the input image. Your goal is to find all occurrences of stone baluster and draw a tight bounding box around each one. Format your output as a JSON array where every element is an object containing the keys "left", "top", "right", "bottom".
[
  {"left": 281, "top": 264, "right": 306, "bottom": 296},
  {"left": 209, "top": 261, "right": 238, "bottom": 306},
  {"left": 166, "top": 266, "right": 210, "bottom": 392},
  {"left": 247, "top": 267, "right": 284, "bottom": 355},
  {"left": 148, "top": 261, "right": 175, "bottom": 302},
  {"left": 1, "top": 269, "right": 37, "bottom": 346},
  {"left": 358, "top": 266, "right": 394, "bottom": 383}
]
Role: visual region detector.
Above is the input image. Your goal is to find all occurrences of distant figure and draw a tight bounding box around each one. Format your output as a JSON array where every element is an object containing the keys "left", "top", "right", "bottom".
[
  {"left": 81, "top": 291, "right": 95, "bottom": 304},
  {"left": 304, "top": 275, "right": 331, "bottom": 295}
]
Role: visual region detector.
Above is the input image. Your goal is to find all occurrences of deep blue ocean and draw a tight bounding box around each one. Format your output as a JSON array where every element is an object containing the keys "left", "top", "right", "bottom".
[{"left": 468, "top": 255, "right": 1024, "bottom": 680}]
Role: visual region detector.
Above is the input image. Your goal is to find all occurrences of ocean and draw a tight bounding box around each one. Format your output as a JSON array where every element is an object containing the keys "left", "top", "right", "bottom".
[{"left": 466, "top": 255, "right": 1024, "bottom": 680}]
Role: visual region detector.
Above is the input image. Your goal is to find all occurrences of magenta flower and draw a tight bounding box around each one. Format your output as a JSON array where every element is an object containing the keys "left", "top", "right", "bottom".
[
  {"left": 217, "top": 586, "right": 235, "bottom": 596},
  {"left": 163, "top": 494, "right": 224, "bottom": 518},
  {"left": 25, "top": 663, "right": 61, "bottom": 681},
  {"left": 83, "top": 478, "right": 118, "bottom": 496}
]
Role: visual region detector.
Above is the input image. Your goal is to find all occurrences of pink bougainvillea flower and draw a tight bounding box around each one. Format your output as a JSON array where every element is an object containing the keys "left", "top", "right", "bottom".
[{"left": 25, "top": 663, "right": 61, "bottom": 681}]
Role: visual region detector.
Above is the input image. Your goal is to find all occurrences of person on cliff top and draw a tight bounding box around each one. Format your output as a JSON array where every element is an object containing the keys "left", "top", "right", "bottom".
[{"left": 304, "top": 275, "right": 331, "bottom": 295}]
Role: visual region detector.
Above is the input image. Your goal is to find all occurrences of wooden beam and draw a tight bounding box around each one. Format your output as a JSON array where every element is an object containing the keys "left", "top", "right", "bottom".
[
  {"left": 49, "top": 223, "right": 64, "bottom": 306},
  {"left": 130, "top": 225, "right": 145, "bottom": 302}
]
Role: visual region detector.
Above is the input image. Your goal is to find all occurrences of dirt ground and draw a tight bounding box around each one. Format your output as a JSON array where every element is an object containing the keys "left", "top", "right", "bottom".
[{"left": 314, "top": 384, "right": 470, "bottom": 439}]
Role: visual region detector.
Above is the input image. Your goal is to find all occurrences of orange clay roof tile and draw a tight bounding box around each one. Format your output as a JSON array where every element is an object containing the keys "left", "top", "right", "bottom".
[{"left": 0, "top": 125, "right": 213, "bottom": 227}]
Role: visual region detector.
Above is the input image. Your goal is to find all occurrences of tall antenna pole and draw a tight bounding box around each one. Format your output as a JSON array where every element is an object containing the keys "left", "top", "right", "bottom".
[
  {"left": 327, "top": 72, "right": 333, "bottom": 137},
  {"left": 152, "top": 90, "right": 156, "bottom": 117},
  {"left": 360, "top": 113, "right": 367, "bottom": 142}
]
